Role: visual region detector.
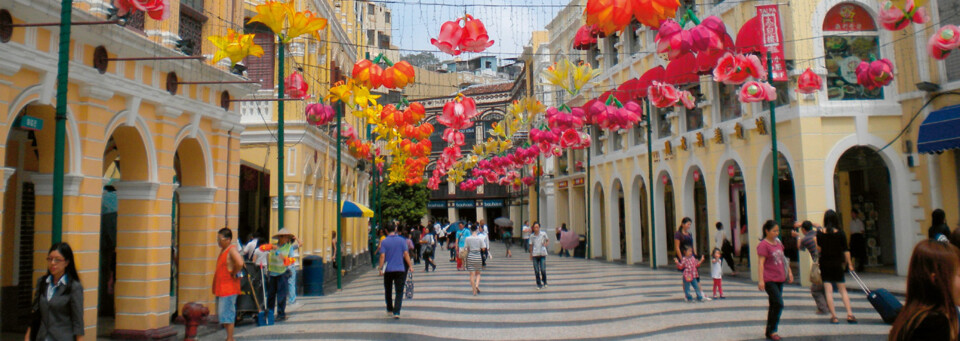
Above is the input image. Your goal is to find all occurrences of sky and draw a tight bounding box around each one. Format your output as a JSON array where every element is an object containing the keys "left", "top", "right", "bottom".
[{"left": 383, "top": 0, "right": 574, "bottom": 61}]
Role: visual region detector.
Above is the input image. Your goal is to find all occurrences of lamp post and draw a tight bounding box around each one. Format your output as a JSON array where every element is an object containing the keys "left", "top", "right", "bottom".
[
  {"left": 767, "top": 51, "right": 781, "bottom": 225},
  {"left": 585, "top": 126, "right": 592, "bottom": 259},
  {"left": 335, "top": 102, "right": 343, "bottom": 290},
  {"left": 276, "top": 40, "right": 286, "bottom": 236},
  {"left": 645, "top": 100, "right": 656, "bottom": 270},
  {"left": 51, "top": 0, "right": 74, "bottom": 243}
]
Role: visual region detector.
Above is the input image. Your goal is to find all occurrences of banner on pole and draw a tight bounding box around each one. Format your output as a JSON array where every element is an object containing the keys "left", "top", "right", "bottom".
[{"left": 757, "top": 4, "right": 787, "bottom": 82}]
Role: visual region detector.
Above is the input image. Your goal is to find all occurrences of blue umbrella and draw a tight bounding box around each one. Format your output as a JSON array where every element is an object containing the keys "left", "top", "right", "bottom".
[{"left": 341, "top": 201, "right": 374, "bottom": 218}]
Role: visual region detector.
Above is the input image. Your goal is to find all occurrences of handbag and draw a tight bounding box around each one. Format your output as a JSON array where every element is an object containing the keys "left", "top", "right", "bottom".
[
  {"left": 404, "top": 272, "right": 414, "bottom": 299},
  {"left": 810, "top": 256, "right": 823, "bottom": 285},
  {"left": 458, "top": 247, "right": 469, "bottom": 259}
]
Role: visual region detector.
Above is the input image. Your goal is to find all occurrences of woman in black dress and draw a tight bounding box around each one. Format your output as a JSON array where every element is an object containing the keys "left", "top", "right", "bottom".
[{"left": 817, "top": 209, "right": 857, "bottom": 324}]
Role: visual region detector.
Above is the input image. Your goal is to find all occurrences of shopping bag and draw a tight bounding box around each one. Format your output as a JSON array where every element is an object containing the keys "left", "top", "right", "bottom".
[{"left": 404, "top": 272, "right": 414, "bottom": 299}]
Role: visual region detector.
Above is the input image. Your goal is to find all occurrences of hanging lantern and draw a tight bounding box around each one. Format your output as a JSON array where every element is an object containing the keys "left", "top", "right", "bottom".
[
  {"left": 662, "top": 174, "right": 668, "bottom": 184},
  {"left": 693, "top": 170, "right": 701, "bottom": 182},
  {"left": 796, "top": 68, "right": 823, "bottom": 94},
  {"left": 727, "top": 165, "right": 736, "bottom": 177}
]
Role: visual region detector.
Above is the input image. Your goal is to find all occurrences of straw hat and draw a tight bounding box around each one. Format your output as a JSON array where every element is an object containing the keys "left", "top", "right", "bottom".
[{"left": 272, "top": 228, "right": 295, "bottom": 239}]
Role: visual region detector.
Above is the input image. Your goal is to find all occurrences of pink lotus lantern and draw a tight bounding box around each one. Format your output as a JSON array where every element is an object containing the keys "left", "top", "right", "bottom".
[
  {"left": 647, "top": 81, "right": 681, "bottom": 108},
  {"left": 431, "top": 19, "right": 464, "bottom": 55},
  {"left": 739, "top": 81, "right": 777, "bottom": 103},
  {"left": 712, "top": 53, "right": 766, "bottom": 85},
  {"left": 574, "top": 24, "right": 604, "bottom": 50},
  {"left": 855, "top": 59, "right": 894, "bottom": 90},
  {"left": 116, "top": 0, "right": 171, "bottom": 21},
  {"left": 305, "top": 102, "right": 334, "bottom": 126},
  {"left": 929, "top": 25, "right": 960, "bottom": 60},
  {"left": 655, "top": 20, "right": 693, "bottom": 60},
  {"left": 430, "top": 15, "right": 495, "bottom": 55},
  {"left": 284, "top": 71, "right": 309, "bottom": 99},
  {"left": 879, "top": 0, "right": 928, "bottom": 31},
  {"left": 679, "top": 90, "right": 696, "bottom": 110},
  {"left": 796, "top": 68, "right": 823, "bottom": 94}
]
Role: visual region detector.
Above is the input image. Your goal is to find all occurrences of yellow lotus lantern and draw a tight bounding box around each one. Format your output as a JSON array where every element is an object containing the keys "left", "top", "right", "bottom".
[
  {"left": 248, "top": 0, "right": 328, "bottom": 44},
  {"left": 208, "top": 29, "right": 264, "bottom": 66}
]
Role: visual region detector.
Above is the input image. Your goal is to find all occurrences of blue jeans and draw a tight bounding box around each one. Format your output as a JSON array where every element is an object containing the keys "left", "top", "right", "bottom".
[
  {"left": 765, "top": 281, "right": 784, "bottom": 336},
  {"left": 683, "top": 277, "right": 703, "bottom": 301},
  {"left": 532, "top": 256, "right": 547, "bottom": 287},
  {"left": 287, "top": 267, "right": 297, "bottom": 304}
]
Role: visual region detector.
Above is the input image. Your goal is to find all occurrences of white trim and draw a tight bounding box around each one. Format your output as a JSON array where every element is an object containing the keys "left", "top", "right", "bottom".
[
  {"left": 114, "top": 181, "right": 161, "bottom": 200},
  {"left": 32, "top": 173, "right": 83, "bottom": 196},
  {"left": 175, "top": 186, "right": 217, "bottom": 204}
]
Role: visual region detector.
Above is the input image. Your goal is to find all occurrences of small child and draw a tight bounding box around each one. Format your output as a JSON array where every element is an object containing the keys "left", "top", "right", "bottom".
[
  {"left": 711, "top": 248, "right": 726, "bottom": 299},
  {"left": 679, "top": 246, "right": 706, "bottom": 302}
]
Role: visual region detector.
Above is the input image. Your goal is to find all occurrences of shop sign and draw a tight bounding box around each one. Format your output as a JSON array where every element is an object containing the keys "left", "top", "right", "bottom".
[
  {"left": 558, "top": 180, "right": 569, "bottom": 189},
  {"left": 14, "top": 115, "right": 43, "bottom": 131},
  {"left": 573, "top": 178, "right": 584, "bottom": 186},
  {"left": 822, "top": 3, "right": 876, "bottom": 32},
  {"left": 481, "top": 199, "right": 503, "bottom": 207},
  {"left": 427, "top": 201, "right": 447, "bottom": 208},
  {"left": 453, "top": 200, "right": 474, "bottom": 208},
  {"left": 757, "top": 4, "right": 787, "bottom": 82}
]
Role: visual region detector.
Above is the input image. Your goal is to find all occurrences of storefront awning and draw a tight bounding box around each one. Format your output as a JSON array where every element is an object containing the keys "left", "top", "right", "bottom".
[
  {"left": 341, "top": 200, "right": 374, "bottom": 218},
  {"left": 918, "top": 105, "right": 960, "bottom": 154}
]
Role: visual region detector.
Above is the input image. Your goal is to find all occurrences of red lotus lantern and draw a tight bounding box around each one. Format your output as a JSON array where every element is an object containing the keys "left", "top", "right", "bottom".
[
  {"left": 430, "top": 15, "right": 495, "bottom": 55},
  {"left": 739, "top": 81, "right": 777, "bottom": 103},
  {"left": 647, "top": 81, "right": 681, "bottom": 108},
  {"left": 284, "top": 71, "right": 308, "bottom": 99},
  {"left": 574, "top": 24, "right": 604, "bottom": 50},
  {"left": 712, "top": 53, "right": 765, "bottom": 85},
  {"left": 796, "top": 68, "right": 823, "bottom": 94},
  {"left": 655, "top": 20, "right": 693, "bottom": 60}
]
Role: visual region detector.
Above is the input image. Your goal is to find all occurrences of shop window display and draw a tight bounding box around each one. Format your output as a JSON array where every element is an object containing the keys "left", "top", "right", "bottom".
[{"left": 822, "top": 4, "right": 884, "bottom": 101}]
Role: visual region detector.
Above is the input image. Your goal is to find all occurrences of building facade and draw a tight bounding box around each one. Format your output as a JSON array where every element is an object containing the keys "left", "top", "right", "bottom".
[
  {"left": 237, "top": 0, "right": 373, "bottom": 281},
  {"left": 0, "top": 0, "right": 253, "bottom": 337},
  {"left": 541, "top": 0, "right": 960, "bottom": 281}
]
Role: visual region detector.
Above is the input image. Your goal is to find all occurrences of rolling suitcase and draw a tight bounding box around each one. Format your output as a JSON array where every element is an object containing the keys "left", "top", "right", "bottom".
[{"left": 850, "top": 270, "right": 902, "bottom": 324}]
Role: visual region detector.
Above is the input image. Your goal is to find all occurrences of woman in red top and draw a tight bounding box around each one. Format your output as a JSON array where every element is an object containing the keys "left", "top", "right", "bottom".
[
  {"left": 214, "top": 228, "right": 244, "bottom": 341},
  {"left": 757, "top": 220, "right": 793, "bottom": 341}
]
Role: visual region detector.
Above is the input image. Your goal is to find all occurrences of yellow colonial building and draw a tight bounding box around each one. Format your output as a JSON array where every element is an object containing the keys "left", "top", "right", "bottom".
[
  {"left": 542, "top": 0, "right": 960, "bottom": 282},
  {"left": 0, "top": 0, "right": 256, "bottom": 338},
  {"left": 236, "top": 0, "right": 373, "bottom": 284}
]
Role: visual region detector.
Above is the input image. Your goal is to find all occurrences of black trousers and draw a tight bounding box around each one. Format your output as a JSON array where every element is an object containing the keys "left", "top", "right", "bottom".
[
  {"left": 481, "top": 248, "right": 488, "bottom": 266},
  {"left": 413, "top": 244, "right": 422, "bottom": 264},
  {"left": 764, "top": 281, "right": 784, "bottom": 337},
  {"left": 383, "top": 271, "right": 407, "bottom": 315},
  {"left": 850, "top": 233, "right": 866, "bottom": 271}
]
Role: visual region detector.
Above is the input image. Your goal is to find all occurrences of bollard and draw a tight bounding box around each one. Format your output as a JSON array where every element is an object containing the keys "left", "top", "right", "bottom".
[{"left": 182, "top": 302, "right": 210, "bottom": 341}]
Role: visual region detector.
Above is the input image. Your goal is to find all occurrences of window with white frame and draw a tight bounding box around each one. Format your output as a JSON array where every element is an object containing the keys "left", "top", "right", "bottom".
[
  {"left": 822, "top": 3, "right": 883, "bottom": 100},
  {"left": 718, "top": 83, "right": 741, "bottom": 121},
  {"left": 657, "top": 106, "right": 674, "bottom": 139},
  {"left": 683, "top": 84, "right": 704, "bottom": 131},
  {"left": 628, "top": 22, "right": 641, "bottom": 55},
  {"left": 606, "top": 34, "right": 620, "bottom": 67},
  {"left": 634, "top": 121, "right": 646, "bottom": 145}
]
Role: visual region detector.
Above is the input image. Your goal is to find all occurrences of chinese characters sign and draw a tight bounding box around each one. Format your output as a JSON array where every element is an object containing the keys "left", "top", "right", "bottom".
[{"left": 757, "top": 4, "right": 787, "bottom": 82}]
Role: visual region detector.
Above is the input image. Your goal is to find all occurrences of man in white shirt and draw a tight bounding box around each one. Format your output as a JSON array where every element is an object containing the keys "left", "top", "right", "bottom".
[
  {"left": 478, "top": 227, "right": 490, "bottom": 268},
  {"left": 849, "top": 209, "right": 867, "bottom": 272},
  {"left": 529, "top": 222, "right": 549, "bottom": 289},
  {"left": 521, "top": 221, "right": 531, "bottom": 253}
]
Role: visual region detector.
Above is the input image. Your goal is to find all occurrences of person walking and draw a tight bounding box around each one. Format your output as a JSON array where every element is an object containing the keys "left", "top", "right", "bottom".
[
  {"left": 213, "top": 228, "right": 244, "bottom": 341},
  {"left": 25, "top": 242, "right": 84, "bottom": 341},
  {"left": 411, "top": 226, "right": 422, "bottom": 265},
  {"left": 796, "top": 220, "right": 830, "bottom": 315},
  {"left": 679, "top": 246, "right": 706, "bottom": 302},
  {"left": 889, "top": 239, "right": 960, "bottom": 340},
  {"left": 848, "top": 209, "right": 866, "bottom": 272},
  {"left": 257, "top": 228, "right": 299, "bottom": 322},
  {"left": 530, "top": 222, "right": 550, "bottom": 290},
  {"left": 715, "top": 222, "right": 737, "bottom": 275},
  {"left": 710, "top": 248, "right": 725, "bottom": 299},
  {"left": 557, "top": 224, "right": 572, "bottom": 257},
  {"left": 421, "top": 228, "right": 438, "bottom": 272},
  {"left": 757, "top": 220, "right": 793, "bottom": 341},
  {"left": 457, "top": 224, "right": 470, "bottom": 271},
  {"left": 464, "top": 225, "right": 485, "bottom": 295},
  {"left": 502, "top": 225, "right": 513, "bottom": 258},
  {"left": 379, "top": 224, "right": 414, "bottom": 319},
  {"left": 674, "top": 217, "right": 694, "bottom": 263},
  {"left": 522, "top": 221, "right": 531, "bottom": 253},
  {"left": 479, "top": 226, "right": 490, "bottom": 268},
  {"left": 817, "top": 209, "right": 857, "bottom": 324}
]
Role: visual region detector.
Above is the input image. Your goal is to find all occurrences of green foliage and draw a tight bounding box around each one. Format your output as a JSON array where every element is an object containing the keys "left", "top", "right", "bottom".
[
  {"left": 401, "top": 51, "right": 441, "bottom": 69},
  {"left": 380, "top": 181, "right": 429, "bottom": 226}
]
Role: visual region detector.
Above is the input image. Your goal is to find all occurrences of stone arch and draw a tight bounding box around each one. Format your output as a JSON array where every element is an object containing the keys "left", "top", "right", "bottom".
[
  {"left": 756, "top": 142, "right": 798, "bottom": 225},
  {"left": 823, "top": 134, "right": 912, "bottom": 275},
  {"left": 682, "top": 160, "right": 709, "bottom": 256},
  {"left": 105, "top": 111, "right": 158, "bottom": 183},
  {"left": 5, "top": 85, "right": 82, "bottom": 175},
  {"left": 628, "top": 172, "right": 649, "bottom": 264},
  {"left": 174, "top": 125, "right": 214, "bottom": 188},
  {"left": 607, "top": 178, "right": 625, "bottom": 261},
  {"left": 653, "top": 166, "right": 676, "bottom": 266},
  {"left": 590, "top": 180, "right": 606, "bottom": 258}
]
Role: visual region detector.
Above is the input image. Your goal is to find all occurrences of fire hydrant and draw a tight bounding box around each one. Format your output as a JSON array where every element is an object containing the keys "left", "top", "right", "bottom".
[{"left": 182, "top": 302, "right": 209, "bottom": 341}]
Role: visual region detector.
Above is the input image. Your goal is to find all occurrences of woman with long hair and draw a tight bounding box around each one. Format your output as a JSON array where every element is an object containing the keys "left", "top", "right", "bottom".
[
  {"left": 757, "top": 220, "right": 792, "bottom": 341},
  {"left": 463, "top": 224, "right": 485, "bottom": 295},
  {"left": 817, "top": 209, "right": 857, "bottom": 324},
  {"left": 889, "top": 240, "right": 960, "bottom": 340},
  {"left": 26, "top": 242, "right": 85, "bottom": 341},
  {"left": 674, "top": 217, "right": 694, "bottom": 263}
]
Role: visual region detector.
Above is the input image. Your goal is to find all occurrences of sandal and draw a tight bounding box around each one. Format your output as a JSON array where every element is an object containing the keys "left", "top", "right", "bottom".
[
  {"left": 847, "top": 315, "right": 858, "bottom": 324},
  {"left": 830, "top": 316, "right": 840, "bottom": 324},
  {"left": 766, "top": 333, "right": 782, "bottom": 341}
]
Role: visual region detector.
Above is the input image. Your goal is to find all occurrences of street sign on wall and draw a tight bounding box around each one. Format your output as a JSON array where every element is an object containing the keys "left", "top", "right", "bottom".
[
  {"left": 14, "top": 115, "right": 43, "bottom": 131},
  {"left": 757, "top": 4, "right": 787, "bottom": 82}
]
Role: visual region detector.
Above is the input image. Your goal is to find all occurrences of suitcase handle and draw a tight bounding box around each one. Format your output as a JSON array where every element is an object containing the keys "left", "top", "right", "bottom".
[{"left": 849, "top": 269, "right": 871, "bottom": 295}]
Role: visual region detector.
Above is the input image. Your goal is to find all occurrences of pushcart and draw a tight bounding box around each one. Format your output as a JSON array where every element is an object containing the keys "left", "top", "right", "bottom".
[{"left": 236, "top": 262, "right": 267, "bottom": 325}]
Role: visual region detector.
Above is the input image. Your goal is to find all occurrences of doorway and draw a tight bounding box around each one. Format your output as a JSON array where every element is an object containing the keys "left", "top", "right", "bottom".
[
  {"left": 663, "top": 175, "right": 677, "bottom": 260},
  {"left": 834, "top": 146, "right": 895, "bottom": 271}
]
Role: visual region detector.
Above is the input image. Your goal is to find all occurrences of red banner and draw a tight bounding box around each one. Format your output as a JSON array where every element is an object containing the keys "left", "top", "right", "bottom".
[{"left": 757, "top": 4, "right": 787, "bottom": 82}]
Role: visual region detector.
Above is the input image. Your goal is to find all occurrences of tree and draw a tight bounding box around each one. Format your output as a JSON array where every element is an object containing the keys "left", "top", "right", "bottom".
[
  {"left": 380, "top": 181, "right": 430, "bottom": 227},
  {"left": 401, "top": 51, "right": 441, "bottom": 69}
]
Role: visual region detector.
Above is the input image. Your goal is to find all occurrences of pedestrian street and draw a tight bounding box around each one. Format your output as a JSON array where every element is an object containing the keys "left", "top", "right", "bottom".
[{"left": 231, "top": 242, "right": 891, "bottom": 340}]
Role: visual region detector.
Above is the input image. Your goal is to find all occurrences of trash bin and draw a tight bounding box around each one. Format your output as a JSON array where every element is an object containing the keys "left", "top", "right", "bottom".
[
  {"left": 302, "top": 255, "right": 324, "bottom": 296},
  {"left": 574, "top": 235, "right": 587, "bottom": 258}
]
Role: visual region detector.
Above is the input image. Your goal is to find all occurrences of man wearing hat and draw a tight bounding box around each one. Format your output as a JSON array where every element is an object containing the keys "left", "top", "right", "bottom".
[{"left": 257, "top": 228, "right": 299, "bottom": 322}]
